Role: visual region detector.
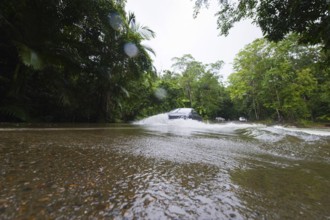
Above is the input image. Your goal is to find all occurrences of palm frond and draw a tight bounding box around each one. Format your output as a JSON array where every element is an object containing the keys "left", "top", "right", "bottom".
[
  {"left": 128, "top": 11, "right": 136, "bottom": 26},
  {"left": 141, "top": 44, "right": 156, "bottom": 56},
  {"left": 127, "top": 12, "right": 156, "bottom": 40},
  {"left": 134, "top": 24, "right": 156, "bottom": 40}
]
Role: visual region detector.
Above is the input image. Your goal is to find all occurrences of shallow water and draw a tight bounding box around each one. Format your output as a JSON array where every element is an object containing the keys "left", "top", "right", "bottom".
[{"left": 1, "top": 115, "right": 330, "bottom": 219}]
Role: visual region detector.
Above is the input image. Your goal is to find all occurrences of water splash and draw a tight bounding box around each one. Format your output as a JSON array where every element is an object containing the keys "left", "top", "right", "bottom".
[
  {"left": 134, "top": 113, "right": 169, "bottom": 125},
  {"left": 134, "top": 113, "right": 330, "bottom": 142}
]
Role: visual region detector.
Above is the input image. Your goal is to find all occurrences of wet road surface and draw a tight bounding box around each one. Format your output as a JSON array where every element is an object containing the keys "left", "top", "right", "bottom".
[{"left": 1, "top": 117, "right": 330, "bottom": 219}]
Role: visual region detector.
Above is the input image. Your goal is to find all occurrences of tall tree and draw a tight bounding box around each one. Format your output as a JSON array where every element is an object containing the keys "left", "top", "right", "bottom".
[
  {"left": 172, "top": 54, "right": 205, "bottom": 107},
  {"left": 229, "top": 39, "right": 267, "bottom": 120},
  {"left": 170, "top": 54, "right": 229, "bottom": 119},
  {"left": 0, "top": 0, "right": 155, "bottom": 122},
  {"left": 229, "top": 35, "right": 325, "bottom": 122},
  {"left": 193, "top": 0, "right": 330, "bottom": 49}
]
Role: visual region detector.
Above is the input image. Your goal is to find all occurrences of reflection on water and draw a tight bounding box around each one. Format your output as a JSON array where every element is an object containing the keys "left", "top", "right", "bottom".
[
  {"left": 231, "top": 160, "right": 330, "bottom": 219},
  {"left": 0, "top": 116, "right": 330, "bottom": 219}
]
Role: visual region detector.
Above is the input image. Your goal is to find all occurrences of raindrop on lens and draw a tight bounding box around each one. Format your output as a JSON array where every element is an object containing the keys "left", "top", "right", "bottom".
[
  {"left": 154, "top": 88, "right": 167, "bottom": 100},
  {"left": 124, "top": 43, "right": 139, "bottom": 58},
  {"left": 108, "top": 12, "right": 123, "bottom": 30}
]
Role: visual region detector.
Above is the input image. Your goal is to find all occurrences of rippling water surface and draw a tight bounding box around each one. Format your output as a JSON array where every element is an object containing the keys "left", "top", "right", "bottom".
[{"left": 1, "top": 115, "right": 330, "bottom": 219}]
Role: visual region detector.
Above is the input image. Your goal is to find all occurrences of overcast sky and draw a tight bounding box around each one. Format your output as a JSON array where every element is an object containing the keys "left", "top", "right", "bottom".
[{"left": 126, "top": 0, "right": 262, "bottom": 80}]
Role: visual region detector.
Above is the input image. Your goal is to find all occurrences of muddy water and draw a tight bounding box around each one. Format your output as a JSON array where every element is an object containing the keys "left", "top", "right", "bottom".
[{"left": 0, "top": 117, "right": 330, "bottom": 219}]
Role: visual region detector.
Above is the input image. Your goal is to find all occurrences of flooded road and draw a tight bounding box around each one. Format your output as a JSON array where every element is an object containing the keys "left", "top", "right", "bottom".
[{"left": 1, "top": 115, "right": 330, "bottom": 219}]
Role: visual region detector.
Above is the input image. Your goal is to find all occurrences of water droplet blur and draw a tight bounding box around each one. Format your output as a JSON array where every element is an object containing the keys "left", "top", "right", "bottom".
[
  {"left": 154, "top": 88, "right": 167, "bottom": 100},
  {"left": 31, "top": 51, "right": 38, "bottom": 64},
  {"left": 124, "top": 43, "right": 139, "bottom": 58},
  {"left": 108, "top": 12, "right": 123, "bottom": 31}
]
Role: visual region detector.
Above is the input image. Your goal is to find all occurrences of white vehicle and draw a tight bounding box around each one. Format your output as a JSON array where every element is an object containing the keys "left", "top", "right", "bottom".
[
  {"left": 168, "top": 108, "right": 202, "bottom": 121},
  {"left": 215, "top": 117, "right": 225, "bottom": 122},
  {"left": 239, "top": 117, "right": 247, "bottom": 122}
]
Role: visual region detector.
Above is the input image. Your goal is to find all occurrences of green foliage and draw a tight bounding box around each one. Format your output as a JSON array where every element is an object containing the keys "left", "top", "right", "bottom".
[
  {"left": 0, "top": 0, "right": 155, "bottom": 122},
  {"left": 193, "top": 0, "right": 330, "bottom": 50},
  {"left": 144, "top": 55, "right": 232, "bottom": 120},
  {"left": 1, "top": 1, "right": 328, "bottom": 123},
  {"left": 0, "top": 105, "right": 29, "bottom": 122},
  {"left": 228, "top": 34, "right": 329, "bottom": 122}
]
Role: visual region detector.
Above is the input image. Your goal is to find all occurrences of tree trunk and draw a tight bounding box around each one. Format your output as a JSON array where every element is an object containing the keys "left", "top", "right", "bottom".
[{"left": 275, "top": 89, "right": 282, "bottom": 121}]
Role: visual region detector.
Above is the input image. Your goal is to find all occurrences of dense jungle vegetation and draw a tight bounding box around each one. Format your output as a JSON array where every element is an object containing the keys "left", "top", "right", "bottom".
[{"left": 0, "top": 0, "right": 329, "bottom": 123}]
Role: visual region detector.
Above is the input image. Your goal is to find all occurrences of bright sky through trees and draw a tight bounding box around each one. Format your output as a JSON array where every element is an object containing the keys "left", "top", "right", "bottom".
[{"left": 126, "top": 0, "right": 262, "bottom": 79}]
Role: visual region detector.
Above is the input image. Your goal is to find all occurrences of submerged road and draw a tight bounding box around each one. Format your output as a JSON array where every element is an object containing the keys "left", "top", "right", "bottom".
[{"left": 1, "top": 117, "right": 330, "bottom": 219}]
